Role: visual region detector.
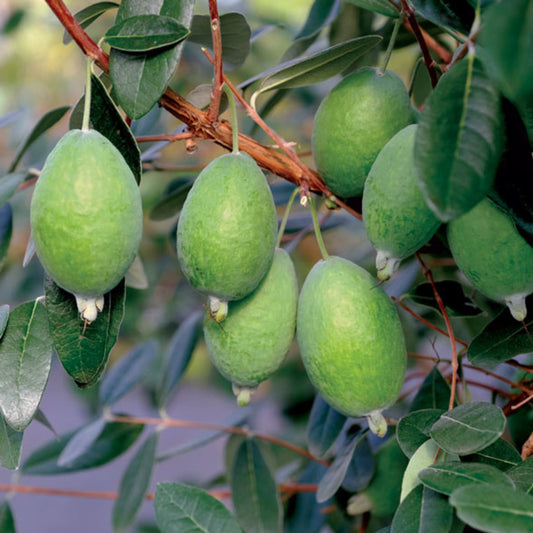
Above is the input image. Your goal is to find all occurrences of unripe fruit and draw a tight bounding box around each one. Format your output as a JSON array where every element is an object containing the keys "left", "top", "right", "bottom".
[
  {"left": 312, "top": 67, "right": 414, "bottom": 199},
  {"left": 203, "top": 248, "right": 298, "bottom": 405},
  {"left": 176, "top": 152, "right": 277, "bottom": 312},
  {"left": 30, "top": 129, "right": 142, "bottom": 322},
  {"left": 363, "top": 124, "right": 441, "bottom": 280},
  {"left": 447, "top": 197, "right": 533, "bottom": 321},
  {"left": 297, "top": 256, "right": 406, "bottom": 435}
]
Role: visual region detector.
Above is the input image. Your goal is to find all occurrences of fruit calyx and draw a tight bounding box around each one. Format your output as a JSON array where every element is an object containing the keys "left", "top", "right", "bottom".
[
  {"left": 367, "top": 410, "right": 388, "bottom": 437},
  {"left": 75, "top": 294, "right": 104, "bottom": 323},
  {"left": 208, "top": 296, "right": 228, "bottom": 323},
  {"left": 232, "top": 384, "right": 256, "bottom": 407},
  {"left": 375, "top": 251, "right": 401, "bottom": 281},
  {"left": 504, "top": 294, "right": 528, "bottom": 322}
]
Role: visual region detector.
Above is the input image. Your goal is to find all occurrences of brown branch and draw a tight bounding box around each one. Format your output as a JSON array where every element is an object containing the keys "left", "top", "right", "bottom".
[
  {"left": 136, "top": 132, "right": 194, "bottom": 143},
  {"left": 207, "top": 0, "right": 224, "bottom": 121}
]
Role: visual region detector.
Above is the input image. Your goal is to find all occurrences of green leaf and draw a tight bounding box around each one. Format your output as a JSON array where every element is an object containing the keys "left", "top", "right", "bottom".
[
  {"left": 414, "top": 55, "right": 503, "bottom": 221},
  {"left": 21, "top": 419, "right": 144, "bottom": 475},
  {"left": 57, "top": 418, "right": 106, "bottom": 467},
  {"left": 0, "top": 300, "right": 53, "bottom": 431},
  {"left": 8, "top": 105, "right": 70, "bottom": 172},
  {"left": 70, "top": 74, "right": 142, "bottom": 184},
  {"left": 461, "top": 438, "right": 522, "bottom": 471},
  {"left": 397, "top": 409, "right": 444, "bottom": 458},
  {"left": 149, "top": 177, "right": 194, "bottom": 221},
  {"left": 0, "top": 305, "right": 8, "bottom": 339},
  {"left": 63, "top": 2, "right": 119, "bottom": 44},
  {"left": 307, "top": 393, "right": 346, "bottom": 457},
  {"left": 508, "top": 457, "right": 533, "bottom": 494},
  {"left": 45, "top": 277, "right": 126, "bottom": 388},
  {"left": 405, "top": 281, "right": 482, "bottom": 317},
  {"left": 467, "top": 304, "right": 533, "bottom": 370},
  {"left": 154, "top": 482, "right": 243, "bottom": 533},
  {"left": 231, "top": 437, "right": 282, "bottom": 533},
  {"left": 113, "top": 432, "right": 158, "bottom": 533},
  {"left": 105, "top": 15, "right": 189, "bottom": 52},
  {"left": 251, "top": 36, "right": 382, "bottom": 102},
  {"left": 156, "top": 310, "right": 202, "bottom": 409},
  {"left": 188, "top": 13, "right": 251, "bottom": 70},
  {"left": 419, "top": 461, "right": 515, "bottom": 496},
  {"left": 342, "top": 434, "right": 374, "bottom": 492},
  {"left": 411, "top": 0, "right": 474, "bottom": 34},
  {"left": 430, "top": 402, "right": 506, "bottom": 455},
  {"left": 391, "top": 485, "right": 453, "bottom": 533},
  {"left": 0, "top": 171, "right": 31, "bottom": 208},
  {"left": 450, "top": 484, "right": 533, "bottom": 533},
  {"left": 344, "top": 0, "right": 400, "bottom": 18},
  {"left": 0, "top": 203, "right": 12, "bottom": 266},
  {"left": 478, "top": 0, "right": 533, "bottom": 102},
  {"left": 0, "top": 413, "right": 22, "bottom": 470},
  {"left": 0, "top": 501, "right": 15, "bottom": 533},
  {"left": 410, "top": 367, "right": 453, "bottom": 412},
  {"left": 109, "top": 0, "right": 194, "bottom": 119},
  {"left": 100, "top": 339, "right": 158, "bottom": 406}
]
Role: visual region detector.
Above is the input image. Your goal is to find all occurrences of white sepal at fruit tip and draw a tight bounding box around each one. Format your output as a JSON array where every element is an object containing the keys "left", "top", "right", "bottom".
[
  {"left": 367, "top": 410, "right": 387, "bottom": 437},
  {"left": 346, "top": 492, "right": 373, "bottom": 516},
  {"left": 75, "top": 294, "right": 104, "bottom": 323},
  {"left": 232, "top": 384, "right": 256, "bottom": 407},
  {"left": 504, "top": 293, "right": 528, "bottom": 322},
  {"left": 375, "top": 250, "right": 401, "bottom": 281},
  {"left": 208, "top": 295, "right": 228, "bottom": 323}
]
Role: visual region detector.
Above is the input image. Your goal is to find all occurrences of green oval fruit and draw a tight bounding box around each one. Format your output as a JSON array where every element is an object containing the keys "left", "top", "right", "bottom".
[
  {"left": 297, "top": 256, "right": 406, "bottom": 433},
  {"left": 447, "top": 197, "right": 533, "bottom": 321},
  {"left": 203, "top": 248, "right": 298, "bottom": 405},
  {"left": 176, "top": 152, "right": 277, "bottom": 306},
  {"left": 30, "top": 129, "right": 142, "bottom": 321},
  {"left": 363, "top": 124, "right": 441, "bottom": 280},
  {"left": 312, "top": 67, "right": 414, "bottom": 199}
]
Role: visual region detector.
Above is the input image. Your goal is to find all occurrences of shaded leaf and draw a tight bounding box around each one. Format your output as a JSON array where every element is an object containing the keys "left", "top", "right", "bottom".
[
  {"left": 149, "top": 177, "right": 194, "bottom": 221},
  {"left": 157, "top": 310, "right": 202, "bottom": 409},
  {"left": 461, "top": 438, "right": 522, "bottom": 471},
  {"left": 57, "top": 418, "right": 106, "bottom": 467},
  {"left": 478, "top": 0, "right": 533, "bottom": 102},
  {"left": 63, "top": 2, "right": 119, "bottom": 44},
  {"left": 397, "top": 409, "right": 444, "bottom": 458},
  {"left": 391, "top": 485, "right": 453, "bottom": 533},
  {"left": 0, "top": 203, "right": 12, "bottom": 266},
  {"left": 0, "top": 305, "right": 8, "bottom": 339},
  {"left": 0, "top": 171, "right": 31, "bottom": 208},
  {"left": 415, "top": 55, "right": 503, "bottom": 221},
  {"left": 450, "top": 484, "right": 533, "bottom": 533},
  {"left": 410, "top": 367, "right": 453, "bottom": 412},
  {"left": 21, "top": 419, "right": 144, "bottom": 475},
  {"left": 0, "top": 501, "right": 15, "bottom": 533},
  {"left": 45, "top": 277, "right": 125, "bottom": 387},
  {"left": 411, "top": 0, "right": 474, "bottom": 34},
  {"left": 33, "top": 408, "right": 57, "bottom": 438},
  {"left": 467, "top": 304, "right": 533, "bottom": 370},
  {"left": 430, "top": 402, "right": 505, "bottom": 455},
  {"left": 109, "top": 0, "right": 194, "bottom": 119},
  {"left": 154, "top": 482, "right": 242, "bottom": 533},
  {"left": 231, "top": 437, "right": 282, "bottom": 533},
  {"left": 419, "top": 461, "right": 515, "bottom": 496},
  {"left": 8, "top": 105, "right": 70, "bottom": 172},
  {"left": 185, "top": 84, "right": 228, "bottom": 112},
  {"left": 0, "top": 109, "right": 23, "bottom": 129},
  {"left": 507, "top": 457, "right": 533, "bottom": 494},
  {"left": 0, "top": 300, "right": 53, "bottom": 431},
  {"left": 113, "top": 432, "right": 158, "bottom": 533},
  {"left": 344, "top": 0, "right": 400, "bottom": 18},
  {"left": 283, "top": 213, "right": 345, "bottom": 234},
  {"left": 125, "top": 254, "right": 149, "bottom": 289},
  {"left": 405, "top": 281, "right": 482, "bottom": 317},
  {"left": 0, "top": 413, "right": 23, "bottom": 470},
  {"left": 188, "top": 13, "right": 251, "bottom": 70},
  {"left": 307, "top": 393, "right": 346, "bottom": 457},
  {"left": 100, "top": 339, "right": 158, "bottom": 406},
  {"left": 342, "top": 434, "right": 374, "bottom": 492}
]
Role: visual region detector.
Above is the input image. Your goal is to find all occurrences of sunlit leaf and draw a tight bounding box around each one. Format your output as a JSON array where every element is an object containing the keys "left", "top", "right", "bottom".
[
  {"left": 0, "top": 413, "right": 23, "bottom": 470},
  {"left": 508, "top": 457, "right": 533, "bottom": 494},
  {"left": 461, "top": 438, "right": 522, "bottom": 471},
  {"left": 397, "top": 409, "right": 444, "bottom": 458},
  {"left": 57, "top": 418, "right": 106, "bottom": 468}
]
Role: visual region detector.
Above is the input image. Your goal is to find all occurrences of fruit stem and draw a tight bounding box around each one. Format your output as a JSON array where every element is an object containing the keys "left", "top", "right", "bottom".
[
  {"left": 223, "top": 84, "right": 239, "bottom": 154},
  {"left": 82, "top": 57, "right": 93, "bottom": 132},
  {"left": 379, "top": 16, "right": 401, "bottom": 74},
  {"left": 308, "top": 195, "right": 329, "bottom": 260},
  {"left": 276, "top": 186, "right": 300, "bottom": 248}
]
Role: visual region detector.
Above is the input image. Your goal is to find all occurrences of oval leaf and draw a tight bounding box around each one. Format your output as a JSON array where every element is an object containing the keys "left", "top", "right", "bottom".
[
  {"left": 99, "top": 339, "right": 159, "bottom": 406},
  {"left": 45, "top": 277, "right": 126, "bottom": 388},
  {"left": 109, "top": 0, "right": 194, "bottom": 119},
  {"left": 430, "top": 402, "right": 506, "bottom": 455},
  {"left": 397, "top": 409, "right": 444, "bottom": 458},
  {"left": 307, "top": 393, "right": 346, "bottom": 458},
  {"left": 419, "top": 461, "right": 515, "bottom": 496},
  {"left": 105, "top": 14, "right": 189, "bottom": 52},
  {"left": 63, "top": 2, "right": 119, "bottom": 44},
  {"left": 157, "top": 310, "right": 202, "bottom": 409},
  {"left": 231, "top": 437, "right": 282, "bottom": 533},
  {"left": 113, "top": 432, "right": 158, "bottom": 533},
  {"left": 507, "top": 457, "right": 533, "bottom": 494},
  {"left": 154, "top": 482, "right": 243, "bottom": 533},
  {"left": 21, "top": 419, "right": 143, "bottom": 475},
  {"left": 0, "top": 501, "right": 15, "bottom": 533},
  {"left": 409, "top": 367, "right": 453, "bottom": 413},
  {"left": 450, "top": 484, "right": 533, "bottom": 533},
  {"left": 0, "top": 413, "right": 23, "bottom": 470},
  {"left": 57, "top": 418, "right": 106, "bottom": 468},
  {"left": 461, "top": 438, "right": 522, "bottom": 471},
  {"left": 415, "top": 55, "right": 503, "bottom": 221},
  {"left": 149, "top": 177, "right": 194, "bottom": 221},
  {"left": 0, "top": 300, "right": 53, "bottom": 431},
  {"left": 344, "top": 0, "right": 400, "bottom": 18}
]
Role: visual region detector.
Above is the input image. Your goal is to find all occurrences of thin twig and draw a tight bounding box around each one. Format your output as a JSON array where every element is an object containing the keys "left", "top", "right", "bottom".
[
  {"left": 207, "top": 0, "right": 224, "bottom": 121},
  {"left": 136, "top": 132, "right": 194, "bottom": 143}
]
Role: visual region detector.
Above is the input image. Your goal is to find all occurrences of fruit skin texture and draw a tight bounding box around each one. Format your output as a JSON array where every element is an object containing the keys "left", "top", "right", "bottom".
[
  {"left": 176, "top": 152, "right": 277, "bottom": 302},
  {"left": 31, "top": 129, "right": 142, "bottom": 305},
  {"left": 203, "top": 248, "right": 298, "bottom": 402},
  {"left": 297, "top": 256, "right": 407, "bottom": 418},
  {"left": 311, "top": 67, "right": 414, "bottom": 199},
  {"left": 363, "top": 124, "right": 441, "bottom": 280},
  {"left": 447, "top": 197, "right": 533, "bottom": 321}
]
